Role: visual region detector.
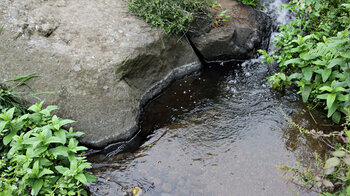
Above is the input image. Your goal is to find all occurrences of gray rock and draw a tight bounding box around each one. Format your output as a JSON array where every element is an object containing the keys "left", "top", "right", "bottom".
[
  {"left": 0, "top": 0, "right": 200, "bottom": 148},
  {"left": 189, "top": 0, "right": 272, "bottom": 61}
]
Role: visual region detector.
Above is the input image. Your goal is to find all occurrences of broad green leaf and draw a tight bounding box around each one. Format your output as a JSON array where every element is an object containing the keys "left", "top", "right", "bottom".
[
  {"left": 76, "top": 146, "right": 88, "bottom": 151},
  {"left": 49, "top": 146, "right": 69, "bottom": 157},
  {"left": 38, "top": 168, "right": 54, "bottom": 178},
  {"left": 59, "top": 119, "right": 75, "bottom": 127},
  {"left": 39, "top": 105, "right": 58, "bottom": 116},
  {"left": 300, "top": 52, "right": 317, "bottom": 60},
  {"left": 283, "top": 58, "right": 302, "bottom": 66},
  {"left": 317, "top": 94, "right": 328, "bottom": 100},
  {"left": 327, "top": 93, "right": 336, "bottom": 109},
  {"left": 302, "top": 85, "right": 312, "bottom": 103},
  {"left": 0, "top": 121, "right": 7, "bottom": 132},
  {"left": 327, "top": 102, "right": 338, "bottom": 118},
  {"left": 3, "top": 130, "right": 17, "bottom": 145},
  {"left": 31, "top": 179, "right": 43, "bottom": 196},
  {"left": 321, "top": 69, "right": 332, "bottom": 82},
  {"left": 324, "top": 157, "right": 340, "bottom": 169},
  {"left": 55, "top": 129, "right": 67, "bottom": 145},
  {"left": 328, "top": 58, "right": 344, "bottom": 69},
  {"left": 86, "top": 173, "right": 98, "bottom": 183},
  {"left": 341, "top": 51, "right": 350, "bottom": 59},
  {"left": 313, "top": 60, "right": 327, "bottom": 66},
  {"left": 319, "top": 86, "right": 333, "bottom": 92},
  {"left": 32, "top": 146, "right": 48, "bottom": 158},
  {"left": 302, "top": 67, "right": 313, "bottom": 81},
  {"left": 332, "top": 150, "right": 346, "bottom": 157},
  {"left": 55, "top": 166, "right": 69, "bottom": 175},
  {"left": 33, "top": 160, "right": 40, "bottom": 175},
  {"left": 45, "top": 136, "right": 64, "bottom": 145},
  {"left": 332, "top": 111, "right": 341, "bottom": 124},
  {"left": 75, "top": 173, "right": 88, "bottom": 185},
  {"left": 39, "top": 158, "right": 53, "bottom": 166}
]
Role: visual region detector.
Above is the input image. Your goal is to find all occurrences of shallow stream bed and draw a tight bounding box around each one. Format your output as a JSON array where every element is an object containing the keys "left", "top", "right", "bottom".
[{"left": 88, "top": 59, "right": 333, "bottom": 196}]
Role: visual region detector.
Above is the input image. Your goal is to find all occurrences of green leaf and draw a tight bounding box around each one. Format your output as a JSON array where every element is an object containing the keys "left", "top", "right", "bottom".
[
  {"left": 86, "top": 173, "right": 98, "bottom": 183},
  {"left": 302, "top": 85, "right": 312, "bottom": 103},
  {"left": 332, "top": 111, "right": 341, "bottom": 124},
  {"left": 59, "top": 119, "right": 75, "bottom": 127},
  {"left": 75, "top": 173, "right": 88, "bottom": 185},
  {"left": 55, "top": 129, "right": 67, "bottom": 145},
  {"left": 49, "top": 146, "right": 69, "bottom": 157},
  {"left": 327, "top": 102, "right": 338, "bottom": 118},
  {"left": 328, "top": 58, "right": 343, "bottom": 69},
  {"left": 324, "top": 157, "right": 340, "bottom": 169},
  {"left": 319, "top": 86, "right": 333, "bottom": 92},
  {"left": 332, "top": 150, "right": 346, "bottom": 157},
  {"left": 31, "top": 179, "right": 43, "bottom": 196},
  {"left": 327, "top": 93, "right": 336, "bottom": 109},
  {"left": 45, "top": 136, "right": 65, "bottom": 145},
  {"left": 302, "top": 67, "right": 313, "bottom": 81},
  {"left": 55, "top": 166, "right": 69, "bottom": 175},
  {"left": 283, "top": 58, "right": 303, "bottom": 66},
  {"left": 0, "top": 121, "right": 7, "bottom": 132},
  {"left": 300, "top": 52, "right": 317, "bottom": 60},
  {"left": 38, "top": 168, "right": 54, "bottom": 178},
  {"left": 3, "top": 130, "right": 17, "bottom": 145},
  {"left": 341, "top": 51, "right": 350, "bottom": 59},
  {"left": 321, "top": 69, "right": 332, "bottom": 82},
  {"left": 317, "top": 94, "right": 328, "bottom": 100}
]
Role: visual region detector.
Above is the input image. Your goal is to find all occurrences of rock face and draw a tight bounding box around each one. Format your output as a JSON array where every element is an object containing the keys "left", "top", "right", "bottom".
[
  {"left": 0, "top": 0, "right": 271, "bottom": 149},
  {"left": 189, "top": 0, "right": 272, "bottom": 61},
  {"left": 0, "top": 0, "right": 200, "bottom": 148}
]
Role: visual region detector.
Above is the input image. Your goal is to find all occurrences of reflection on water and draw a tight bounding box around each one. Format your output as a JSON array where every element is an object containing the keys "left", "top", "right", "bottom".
[{"left": 88, "top": 59, "right": 333, "bottom": 196}]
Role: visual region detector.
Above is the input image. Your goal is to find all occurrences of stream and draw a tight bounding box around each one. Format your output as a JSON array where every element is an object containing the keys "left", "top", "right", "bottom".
[{"left": 88, "top": 0, "right": 335, "bottom": 195}]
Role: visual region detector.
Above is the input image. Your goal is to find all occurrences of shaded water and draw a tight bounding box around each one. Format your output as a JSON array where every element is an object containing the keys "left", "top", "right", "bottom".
[
  {"left": 88, "top": 59, "right": 334, "bottom": 195},
  {"left": 88, "top": 0, "right": 336, "bottom": 195}
]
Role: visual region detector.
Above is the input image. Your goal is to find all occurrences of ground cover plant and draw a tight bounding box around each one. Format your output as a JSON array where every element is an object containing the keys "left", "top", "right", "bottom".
[
  {"left": 260, "top": 0, "right": 350, "bottom": 123},
  {"left": 0, "top": 78, "right": 96, "bottom": 195},
  {"left": 127, "top": 0, "right": 213, "bottom": 34},
  {"left": 259, "top": 0, "right": 350, "bottom": 194}
]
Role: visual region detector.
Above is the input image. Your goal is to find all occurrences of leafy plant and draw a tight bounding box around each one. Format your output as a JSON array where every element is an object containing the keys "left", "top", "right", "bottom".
[
  {"left": 212, "top": 10, "right": 230, "bottom": 28},
  {"left": 127, "top": 0, "right": 213, "bottom": 35},
  {"left": 235, "top": 0, "right": 261, "bottom": 7},
  {"left": 0, "top": 102, "right": 97, "bottom": 195},
  {"left": 261, "top": 0, "right": 350, "bottom": 123}
]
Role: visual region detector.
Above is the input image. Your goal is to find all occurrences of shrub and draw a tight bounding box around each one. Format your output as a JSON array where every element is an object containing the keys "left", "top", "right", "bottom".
[
  {"left": 127, "top": 0, "right": 213, "bottom": 34},
  {"left": 0, "top": 99, "right": 97, "bottom": 195},
  {"left": 260, "top": 0, "right": 350, "bottom": 123}
]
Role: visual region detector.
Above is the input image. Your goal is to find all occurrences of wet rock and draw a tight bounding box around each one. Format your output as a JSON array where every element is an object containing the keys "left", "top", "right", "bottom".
[
  {"left": 189, "top": 0, "right": 272, "bottom": 61},
  {"left": 0, "top": 0, "right": 200, "bottom": 148}
]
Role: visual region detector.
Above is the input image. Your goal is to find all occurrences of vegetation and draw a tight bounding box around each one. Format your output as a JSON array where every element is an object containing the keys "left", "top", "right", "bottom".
[
  {"left": 127, "top": 0, "right": 261, "bottom": 35},
  {"left": 235, "top": 0, "right": 260, "bottom": 7},
  {"left": 260, "top": 0, "right": 350, "bottom": 123},
  {"left": 0, "top": 78, "right": 96, "bottom": 195},
  {"left": 279, "top": 109, "right": 350, "bottom": 195},
  {"left": 127, "top": 0, "right": 213, "bottom": 35},
  {"left": 259, "top": 0, "right": 350, "bottom": 194}
]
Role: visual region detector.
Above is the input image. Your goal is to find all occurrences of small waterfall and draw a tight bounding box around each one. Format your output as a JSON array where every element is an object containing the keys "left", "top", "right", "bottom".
[{"left": 261, "top": 0, "right": 293, "bottom": 52}]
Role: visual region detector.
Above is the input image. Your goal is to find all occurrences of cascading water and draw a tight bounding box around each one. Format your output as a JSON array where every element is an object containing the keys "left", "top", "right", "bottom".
[{"left": 88, "top": 1, "right": 332, "bottom": 195}]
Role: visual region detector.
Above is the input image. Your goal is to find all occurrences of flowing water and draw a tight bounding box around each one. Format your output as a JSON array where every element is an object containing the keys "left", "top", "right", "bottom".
[{"left": 88, "top": 1, "right": 336, "bottom": 195}]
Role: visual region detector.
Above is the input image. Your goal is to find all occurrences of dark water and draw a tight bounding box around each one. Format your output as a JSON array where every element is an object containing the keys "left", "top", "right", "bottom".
[
  {"left": 87, "top": 0, "right": 337, "bottom": 194},
  {"left": 87, "top": 58, "right": 334, "bottom": 196}
]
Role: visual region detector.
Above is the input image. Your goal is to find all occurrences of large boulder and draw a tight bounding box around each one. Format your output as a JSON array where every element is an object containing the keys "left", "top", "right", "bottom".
[
  {"left": 189, "top": 0, "right": 272, "bottom": 61},
  {"left": 0, "top": 0, "right": 200, "bottom": 148}
]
